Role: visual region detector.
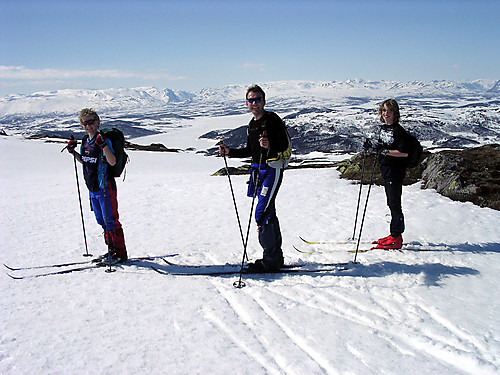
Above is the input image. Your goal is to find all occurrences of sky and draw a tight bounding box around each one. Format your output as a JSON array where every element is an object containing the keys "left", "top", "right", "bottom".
[{"left": 1, "top": 0, "right": 499, "bottom": 96}]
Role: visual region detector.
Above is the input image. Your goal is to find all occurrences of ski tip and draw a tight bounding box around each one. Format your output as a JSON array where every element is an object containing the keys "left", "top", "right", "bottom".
[
  {"left": 3, "top": 263, "right": 18, "bottom": 271},
  {"left": 299, "top": 236, "right": 314, "bottom": 244},
  {"left": 162, "top": 258, "right": 176, "bottom": 266},
  {"left": 6, "top": 272, "right": 23, "bottom": 280},
  {"left": 293, "top": 246, "right": 314, "bottom": 254}
]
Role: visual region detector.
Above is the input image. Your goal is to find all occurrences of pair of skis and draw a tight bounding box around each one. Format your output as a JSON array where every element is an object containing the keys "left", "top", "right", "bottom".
[
  {"left": 4, "top": 254, "right": 179, "bottom": 279},
  {"left": 152, "top": 258, "right": 350, "bottom": 276},
  {"left": 294, "top": 236, "right": 374, "bottom": 254},
  {"left": 295, "top": 236, "right": 446, "bottom": 254}
]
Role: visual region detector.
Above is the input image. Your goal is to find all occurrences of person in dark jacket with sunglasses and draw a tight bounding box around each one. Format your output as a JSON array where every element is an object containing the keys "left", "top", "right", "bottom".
[{"left": 219, "top": 85, "right": 289, "bottom": 272}]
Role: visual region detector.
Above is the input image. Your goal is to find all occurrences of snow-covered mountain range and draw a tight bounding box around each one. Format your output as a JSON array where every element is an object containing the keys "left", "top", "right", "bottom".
[{"left": 1, "top": 79, "right": 499, "bottom": 153}]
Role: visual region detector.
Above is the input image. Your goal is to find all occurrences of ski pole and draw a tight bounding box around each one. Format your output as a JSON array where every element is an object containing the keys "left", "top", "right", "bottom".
[
  {"left": 100, "top": 150, "right": 116, "bottom": 274},
  {"left": 351, "top": 151, "right": 367, "bottom": 240},
  {"left": 234, "top": 148, "right": 264, "bottom": 289},
  {"left": 220, "top": 142, "right": 248, "bottom": 262},
  {"left": 63, "top": 136, "right": 92, "bottom": 258},
  {"left": 353, "top": 155, "right": 378, "bottom": 264}
]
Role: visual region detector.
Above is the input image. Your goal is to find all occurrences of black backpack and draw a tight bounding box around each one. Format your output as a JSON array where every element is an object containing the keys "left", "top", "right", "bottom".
[
  {"left": 99, "top": 128, "right": 129, "bottom": 178},
  {"left": 405, "top": 131, "right": 423, "bottom": 168}
]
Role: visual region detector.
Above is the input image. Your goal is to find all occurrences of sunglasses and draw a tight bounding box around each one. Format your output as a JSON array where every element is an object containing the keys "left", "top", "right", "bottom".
[
  {"left": 82, "top": 119, "right": 96, "bottom": 126},
  {"left": 247, "top": 97, "right": 263, "bottom": 104}
]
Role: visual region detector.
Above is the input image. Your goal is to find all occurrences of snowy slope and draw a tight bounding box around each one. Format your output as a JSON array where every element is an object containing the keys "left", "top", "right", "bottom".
[{"left": 1, "top": 114, "right": 499, "bottom": 374}]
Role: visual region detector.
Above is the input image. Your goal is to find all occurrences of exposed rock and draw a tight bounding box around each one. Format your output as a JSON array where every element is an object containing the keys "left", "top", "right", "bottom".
[
  {"left": 212, "top": 165, "right": 250, "bottom": 176},
  {"left": 335, "top": 151, "right": 430, "bottom": 186},
  {"left": 421, "top": 145, "right": 500, "bottom": 210},
  {"left": 124, "top": 141, "right": 179, "bottom": 152},
  {"left": 211, "top": 156, "right": 344, "bottom": 176}
]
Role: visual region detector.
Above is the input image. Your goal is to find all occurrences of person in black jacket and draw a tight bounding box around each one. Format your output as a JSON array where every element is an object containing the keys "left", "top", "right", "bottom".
[
  {"left": 219, "top": 85, "right": 289, "bottom": 272},
  {"left": 364, "top": 99, "right": 409, "bottom": 249}
]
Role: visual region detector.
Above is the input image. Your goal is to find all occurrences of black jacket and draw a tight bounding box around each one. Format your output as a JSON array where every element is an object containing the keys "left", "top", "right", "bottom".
[
  {"left": 377, "top": 123, "right": 408, "bottom": 179},
  {"left": 228, "top": 111, "right": 288, "bottom": 164}
]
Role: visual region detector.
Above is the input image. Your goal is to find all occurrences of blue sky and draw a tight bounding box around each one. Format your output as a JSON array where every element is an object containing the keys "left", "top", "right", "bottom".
[{"left": 1, "top": 0, "right": 499, "bottom": 96}]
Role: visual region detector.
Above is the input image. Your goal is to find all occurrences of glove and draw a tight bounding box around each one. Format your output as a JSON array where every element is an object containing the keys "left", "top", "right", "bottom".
[
  {"left": 95, "top": 133, "right": 106, "bottom": 148},
  {"left": 363, "top": 139, "right": 384, "bottom": 153},
  {"left": 372, "top": 141, "right": 384, "bottom": 152},
  {"left": 218, "top": 141, "right": 229, "bottom": 156},
  {"left": 67, "top": 139, "right": 78, "bottom": 154}
]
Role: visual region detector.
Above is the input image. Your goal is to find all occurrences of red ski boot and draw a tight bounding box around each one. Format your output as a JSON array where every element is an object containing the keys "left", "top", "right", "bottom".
[
  {"left": 373, "top": 234, "right": 392, "bottom": 245},
  {"left": 374, "top": 235, "right": 403, "bottom": 250}
]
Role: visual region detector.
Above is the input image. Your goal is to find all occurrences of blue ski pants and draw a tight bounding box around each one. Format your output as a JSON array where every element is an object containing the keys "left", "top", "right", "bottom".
[{"left": 247, "top": 164, "right": 284, "bottom": 269}]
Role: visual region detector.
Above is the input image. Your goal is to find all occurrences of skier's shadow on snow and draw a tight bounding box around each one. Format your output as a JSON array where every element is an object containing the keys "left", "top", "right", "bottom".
[
  {"left": 344, "top": 262, "right": 479, "bottom": 287},
  {"left": 119, "top": 241, "right": 498, "bottom": 287},
  {"left": 340, "top": 241, "right": 498, "bottom": 286},
  {"left": 130, "top": 261, "right": 478, "bottom": 288}
]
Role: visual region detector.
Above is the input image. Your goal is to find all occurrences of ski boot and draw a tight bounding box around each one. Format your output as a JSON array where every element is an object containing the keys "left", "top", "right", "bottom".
[{"left": 373, "top": 235, "right": 403, "bottom": 250}]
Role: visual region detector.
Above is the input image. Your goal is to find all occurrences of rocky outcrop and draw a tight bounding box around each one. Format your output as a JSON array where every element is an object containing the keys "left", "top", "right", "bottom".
[
  {"left": 421, "top": 145, "right": 500, "bottom": 210},
  {"left": 335, "top": 151, "right": 430, "bottom": 186},
  {"left": 124, "top": 141, "right": 179, "bottom": 153}
]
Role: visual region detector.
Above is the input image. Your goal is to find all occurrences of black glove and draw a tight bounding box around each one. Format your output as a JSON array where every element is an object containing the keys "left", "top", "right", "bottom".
[
  {"left": 95, "top": 133, "right": 106, "bottom": 148},
  {"left": 363, "top": 139, "right": 384, "bottom": 153},
  {"left": 373, "top": 141, "right": 384, "bottom": 152},
  {"left": 67, "top": 139, "right": 78, "bottom": 153}
]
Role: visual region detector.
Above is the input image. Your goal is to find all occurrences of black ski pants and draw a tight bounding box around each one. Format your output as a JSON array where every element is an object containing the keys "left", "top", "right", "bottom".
[
  {"left": 383, "top": 177, "right": 405, "bottom": 237},
  {"left": 258, "top": 214, "right": 284, "bottom": 270}
]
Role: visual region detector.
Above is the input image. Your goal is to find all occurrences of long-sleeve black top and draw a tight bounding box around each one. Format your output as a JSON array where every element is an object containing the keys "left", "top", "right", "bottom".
[
  {"left": 377, "top": 123, "right": 408, "bottom": 179},
  {"left": 228, "top": 111, "right": 288, "bottom": 164}
]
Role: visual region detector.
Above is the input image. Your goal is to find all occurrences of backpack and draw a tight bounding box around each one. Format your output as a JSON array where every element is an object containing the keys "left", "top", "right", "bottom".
[
  {"left": 266, "top": 126, "right": 292, "bottom": 169},
  {"left": 99, "top": 128, "right": 129, "bottom": 178},
  {"left": 405, "top": 131, "right": 423, "bottom": 168}
]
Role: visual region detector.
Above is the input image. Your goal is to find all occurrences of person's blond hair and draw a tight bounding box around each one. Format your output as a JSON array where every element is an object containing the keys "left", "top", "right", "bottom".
[{"left": 78, "top": 108, "right": 100, "bottom": 124}]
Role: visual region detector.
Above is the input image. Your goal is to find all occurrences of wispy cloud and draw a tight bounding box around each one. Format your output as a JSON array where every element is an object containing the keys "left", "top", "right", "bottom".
[
  {"left": 0, "top": 66, "right": 186, "bottom": 81},
  {"left": 241, "top": 63, "right": 266, "bottom": 71}
]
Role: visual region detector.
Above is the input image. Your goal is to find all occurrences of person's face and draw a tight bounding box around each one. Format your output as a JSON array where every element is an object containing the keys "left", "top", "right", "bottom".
[
  {"left": 382, "top": 105, "right": 395, "bottom": 125},
  {"left": 81, "top": 116, "right": 99, "bottom": 136},
  {"left": 246, "top": 91, "right": 265, "bottom": 119}
]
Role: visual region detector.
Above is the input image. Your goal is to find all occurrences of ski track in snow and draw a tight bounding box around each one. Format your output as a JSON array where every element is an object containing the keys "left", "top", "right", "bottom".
[
  {"left": 204, "top": 252, "right": 316, "bottom": 374},
  {"left": 208, "top": 279, "right": 337, "bottom": 375},
  {"left": 201, "top": 260, "right": 498, "bottom": 375},
  {"left": 260, "top": 281, "right": 497, "bottom": 374}
]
